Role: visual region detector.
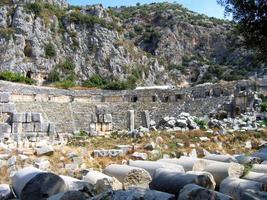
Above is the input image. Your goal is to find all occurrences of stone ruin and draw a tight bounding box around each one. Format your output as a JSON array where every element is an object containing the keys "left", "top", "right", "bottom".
[
  {"left": 2, "top": 146, "right": 267, "bottom": 199},
  {"left": 0, "top": 92, "right": 57, "bottom": 145},
  {"left": 89, "top": 106, "right": 113, "bottom": 136},
  {"left": 0, "top": 80, "right": 266, "bottom": 199},
  {"left": 0, "top": 80, "right": 264, "bottom": 138}
]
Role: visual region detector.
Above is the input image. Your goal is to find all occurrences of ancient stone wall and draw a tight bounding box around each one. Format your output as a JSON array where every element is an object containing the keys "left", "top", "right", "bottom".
[{"left": 0, "top": 80, "right": 255, "bottom": 134}]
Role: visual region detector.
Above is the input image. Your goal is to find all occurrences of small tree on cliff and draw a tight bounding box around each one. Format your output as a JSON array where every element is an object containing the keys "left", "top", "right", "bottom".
[{"left": 218, "top": 0, "right": 267, "bottom": 55}]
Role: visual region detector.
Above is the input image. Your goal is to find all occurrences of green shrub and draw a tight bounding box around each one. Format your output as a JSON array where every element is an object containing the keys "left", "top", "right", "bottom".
[
  {"left": 142, "top": 28, "right": 161, "bottom": 43},
  {"left": 54, "top": 80, "right": 76, "bottom": 89},
  {"left": 194, "top": 118, "right": 208, "bottom": 130},
  {"left": 83, "top": 75, "right": 107, "bottom": 87},
  {"left": 0, "top": 71, "right": 36, "bottom": 84},
  {"left": 68, "top": 11, "right": 117, "bottom": 30},
  {"left": 167, "top": 64, "right": 186, "bottom": 72},
  {"left": 223, "top": 71, "right": 244, "bottom": 81},
  {"left": 47, "top": 59, "right": 76, "bottom": 86},
  {"left": 0, "top": 28, "right": 15, "bottom": 40},
  {"left": 45, "top": 43, "right": 56, "bottom": 58},
  {"left": 201, "top": 72, "right": 213, "bottom": 83},
  {"left": 102, "top": 81, "right": 128, "bottom": 90},
  {"left": 25, "top": 3, "right": 43, "bottom": 16},
  {"left": 261, "top": 102, "right": 267, "bottom": 112},
  {"left": 47, "top": 69, "right": 60, "bottom": 82},
  {"left": 208, "top": 65, "right": 224, "bottom": 79},
  {"left": 259, "top": 119, "right": 267, "bottom": 127},
  {"left": 57, "top": 59, "right": 75, "bottom": 72},
  {"left": 134, "top": 25, "right": 143, "bottom": 33},
  {"left": 128, "top": 31, "right": 135, "bottom": 39},
  {"left": 0, "top": 0, "right": 12, "bottom": 6}
]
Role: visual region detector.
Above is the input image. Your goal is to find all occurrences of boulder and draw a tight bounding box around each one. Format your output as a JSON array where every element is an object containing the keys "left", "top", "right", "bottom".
[{"left": 35, "top": 146, "right": 54, "bottom": 156}]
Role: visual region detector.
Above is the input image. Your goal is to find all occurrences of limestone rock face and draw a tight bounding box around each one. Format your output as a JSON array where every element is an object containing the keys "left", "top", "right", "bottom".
[{"left": 0, "top": 2, "right": 257, "bottom": 86}]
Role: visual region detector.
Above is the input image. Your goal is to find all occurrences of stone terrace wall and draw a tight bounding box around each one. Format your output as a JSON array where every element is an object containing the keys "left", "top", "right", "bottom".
[{"left": 0, "top": 80, "right": 255, "bottom": 134}]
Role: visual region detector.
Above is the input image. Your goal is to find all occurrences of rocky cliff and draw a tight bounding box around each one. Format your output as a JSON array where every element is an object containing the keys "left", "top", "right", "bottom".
[{"left": 0, "top": 0, "right": 261, "bottom": 88}]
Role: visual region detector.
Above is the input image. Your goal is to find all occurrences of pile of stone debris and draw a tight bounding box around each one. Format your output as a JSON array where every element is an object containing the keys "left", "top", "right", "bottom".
[
  {"left": 2, "top": 145, "right": 267, "bottom": 199},
  {"left": 129, "top": 111, "right": 266, "bottom": 135}
]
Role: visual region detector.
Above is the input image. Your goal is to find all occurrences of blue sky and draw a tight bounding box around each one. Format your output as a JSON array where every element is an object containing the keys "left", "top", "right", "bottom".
[{"left": 67, "top": 0, "right": 229, "bottom": 19}]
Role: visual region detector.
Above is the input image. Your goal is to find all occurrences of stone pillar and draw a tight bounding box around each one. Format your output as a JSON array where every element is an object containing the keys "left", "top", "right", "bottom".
[
  {"left": 128, "top": 110, "right": 135, "bottom": 131},
  {"left": 128, "top": 160, "right": 184, "bottom": 176},
  {"left": 141, "top": 110, "right": 150, "bottom": 129},
  {"left": 179, "top": 184, "right": 232, "bottom": 200},
  {"left": 12, "top": 167, "right": 67, "bottom": 200},
  {"left": 103, "top": 164, "right": 151, "bottom": 189},
  {"left": 193, "top": 160, "right": 244, "bottom": 185},
  {"left": 149, "top": 168, "right": 215, "bottom": 196},
  {"left": 158, "top": 157, "right": 199, "bottom": 172},
  {"left": 220, "top": 177, "right": 265, "bottom": 200}
]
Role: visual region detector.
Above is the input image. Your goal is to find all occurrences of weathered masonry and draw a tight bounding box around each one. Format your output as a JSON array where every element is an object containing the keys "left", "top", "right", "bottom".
[{"left": 0, "top": 80, "right": 256, "bottom": 136}]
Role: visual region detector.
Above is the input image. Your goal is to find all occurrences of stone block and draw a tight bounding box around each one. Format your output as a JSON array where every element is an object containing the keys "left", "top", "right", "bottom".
[
  {"left": 0, "top": 132, "right": 4, "bottom": 140},
  {"left": 12, "top": 123, "right": 23, "bottom": 134},
  {"left": 128, "top": 110, "right": 135, "bottom": 131},
  {"left": 102, "top": 123, "right": 112, "bottom": 132},
  {"left": 96, "top": 123, "right": 102, "bottom": 131},
  {"left": 141, "top": 110, "right": 150, "bottom": 128},
  {"left": 104, "top": 114, "right": 112, "bottom": 123},
  {"left": 23, "top": 123, "right": 34, "bottom": 132},
  {"left": 34, "top": 123, "right": 49, "bottom": 132},
  {"left": 48, "top": 123, "right": 56, "bottom": 134},
  {"left": 98, "top": 114, "right": 104, "bottom": 123},
  {"left": 0, "top": 103, "right": 16, "bottom": 113},
  {"left": 35, "top": 146, "right": 54, "bottom": 156},
  {"left": 89, "top": 123, "right": 96, "bottom": 131},
  {"left": 0, "top": 92, "right": 10, "bottom": 103},
  {"left": 91, "top": 113, "right": 98, "bottom": 123},
  {"left": 93, "top": 149, "right": 124, "bottom": 158},
  {"left": 25, "top": 113, "right": 32, "bottom": 123},
  {"left": 25, "top": 132, "right": 38, "bottom": 138},
  {"left": 34, "top": 159, "right": 50, "bottom": 170},
  {"left": 96, "top": 105, "right": 107, "bottom": 115},
  {"left": 12, "top": 113, "right": 26, "bottom": 123},
  {"left": 0, "top": 123, "right": 11, "bottom": 134},
  {"left": 32, "top": 112, "right": 43, "bottom": 122}
]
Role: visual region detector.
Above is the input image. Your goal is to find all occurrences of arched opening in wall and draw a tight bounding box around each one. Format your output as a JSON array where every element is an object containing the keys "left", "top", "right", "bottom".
[
  {"left": 163, "top": 96, "right": 169, "bottom": 102},
  {"left": 175, "top": 94, "right": 183, "bottom": 101},
  {"left": 205, "top": 91, "right": 210, "bottom": 97},
  {"left": 131, "top": 96, "right": 138, "bottom": 102},
  {"left": 26, "top": 70, "right": 32, "bottom": 79},
  {"left": 152, "top": 96, "right": 157, "bottom": 102}
]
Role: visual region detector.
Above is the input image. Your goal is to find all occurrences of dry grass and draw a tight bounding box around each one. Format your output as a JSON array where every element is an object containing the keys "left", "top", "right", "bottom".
[{"left": 0, "top": 129, "right": 266, "bottom": 183}]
